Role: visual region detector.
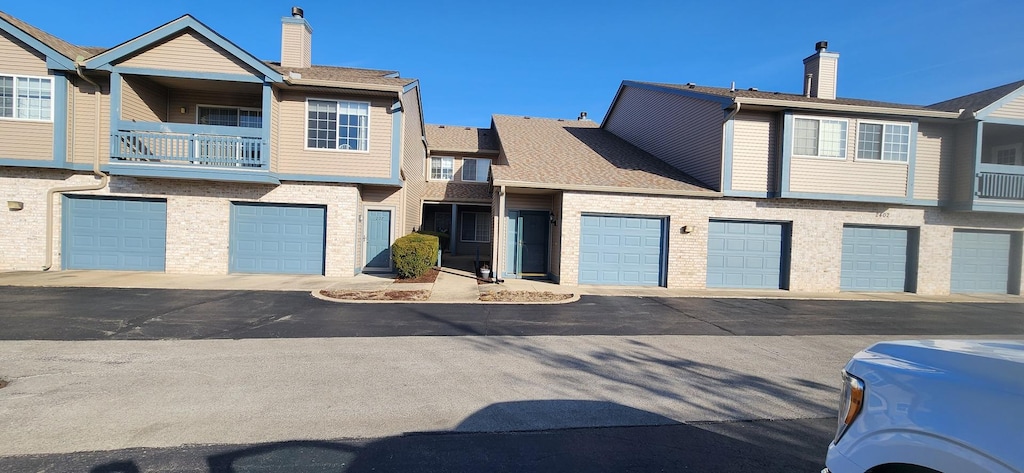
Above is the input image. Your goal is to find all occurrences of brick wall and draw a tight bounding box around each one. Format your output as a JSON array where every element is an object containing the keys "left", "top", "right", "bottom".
[
  {"left": 559, "top": 191, "right": 1024, "bottom": 295},
  {"left": 0, "top": 168, "right": 359, "bottom": 276}
]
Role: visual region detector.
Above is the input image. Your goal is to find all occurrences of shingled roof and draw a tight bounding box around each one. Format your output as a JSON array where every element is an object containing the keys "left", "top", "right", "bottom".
[
  {"left": 928, "top": 79, "right": 1024, "bottom": 114},
  {"left": 425, "top": 124, "right": 499, "bottom": 154},
  {"left": 638, "top": 81, "right": 935, "bottom": 111},
  {"left": 491, "top": 115, "right": 715, "bottom": 195},
  {"left": 265, "top": 62, "right": 416, "bottom": 88},
  {"left": 0, "top": 10, "right": 95, "bottom": 60}
]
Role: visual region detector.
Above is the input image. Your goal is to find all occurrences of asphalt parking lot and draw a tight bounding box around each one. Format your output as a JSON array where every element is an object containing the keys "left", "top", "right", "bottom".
[{"left": 1, "top": 286, "right": 1022, "bottom": 339}]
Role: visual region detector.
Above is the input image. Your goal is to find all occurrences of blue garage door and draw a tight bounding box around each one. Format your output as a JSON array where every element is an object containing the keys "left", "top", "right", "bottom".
[
  {"left": 707, "top": 220, "right": 786, "bottom": 289},
  {"left": 579, "top": 215, "right": 665, "bottom": 286},
  {"left": 62, "top": 195, "right": 167, "bottom": 271},
  {"left": 951, "top": 230, "right": 1011, "bottom": 294},
  {"left": 840, "top": 226, "right": 910, "bottom": 292},
  {"left": 230, "top": 203, "right": 326, "bottom": 275}
]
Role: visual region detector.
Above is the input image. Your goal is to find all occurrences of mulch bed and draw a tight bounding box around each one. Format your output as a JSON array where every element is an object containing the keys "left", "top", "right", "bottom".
[
  {"left": 479, "top": 290, "right": 574, "bottom": 302},
  {"left": 394, "top": 268, "right": 439, "bottom": 284},
  {"left": 319, "top": 289, "right": 431, "bottom": 301}
]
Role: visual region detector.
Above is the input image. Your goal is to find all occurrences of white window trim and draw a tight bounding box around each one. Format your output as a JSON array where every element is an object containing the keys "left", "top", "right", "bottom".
[
  {"left": 992, "top": 143, "right": 1024, "bottom": 166},
  {"left": 854, "top": 120, "right": 911, "bottom": 165},
  {"left": 461, "top": 157, "right": 491, "bottom": 182},
  {"left": 303, "top": 98, "right": 371, "bottom": 153},
  {"left": 0, "top": 73, "right": 55, "bottom": 123},
  {"left": 429, "top": 156, "right": 454, "bottom": 181},
  {"left": 195, "top": 104, "right": 263, "bottom": 128},
  {"left": 460, "top": 211, "right": 491, "bottom": 243},
  {"left": 791, "top": 116, "right": 849, "bottom": 160}
]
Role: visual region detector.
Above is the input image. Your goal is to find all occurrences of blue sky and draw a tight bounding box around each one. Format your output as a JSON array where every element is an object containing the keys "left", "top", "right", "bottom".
[{"left": 7, "top": 1, "right": 1024, "bottom": 127}]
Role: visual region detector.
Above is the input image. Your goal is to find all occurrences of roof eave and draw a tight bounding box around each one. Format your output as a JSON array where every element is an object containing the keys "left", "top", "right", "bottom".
[
  {"left": 735, "top": 97, "right": 961, "bottom": 119},
  {"left": 428, "top": 148, "right": 500, "bottom": 156},
  {"left": 492, "top": 179, "right": 721, "bottom": 197},
  {"left": 283, "top": 76, "right": 404, "bottom": 93}
]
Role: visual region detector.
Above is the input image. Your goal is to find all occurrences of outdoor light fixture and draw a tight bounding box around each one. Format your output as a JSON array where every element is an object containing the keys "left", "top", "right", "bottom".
[
  {"left": 680, "top": 225, "right": 692, "bottom": 234},
  {"left": 549, "top": 214, "right": 557, "bottom": 225},
  {"left": 7, "top": 201, "right": 24, "bottom": 211},
  {"left": 180, "top": 107, "right": 187, "bottom": 114}
]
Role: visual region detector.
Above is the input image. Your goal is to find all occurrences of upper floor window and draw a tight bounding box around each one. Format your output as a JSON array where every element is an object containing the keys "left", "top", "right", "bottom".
[
  {"left": 793, "top": 117, "right": 847, "bottom": 158},
  {"left": 462, "top": 158, "right": 491, "bottom": 182},
  {"left": 0, "top": 74, "right": 53, "bottom": 121},
  {"left": 307, "top": 99, "right": 369, "bottom": 151},
  {"left": 198, "top": 106, "right": 262, "bottom": 128},
  {"left": 430, "top": 156, "right": 453, "bottom": 180},
  {"left": 857, "top": 122, "right": 910, "bottom": 162}
]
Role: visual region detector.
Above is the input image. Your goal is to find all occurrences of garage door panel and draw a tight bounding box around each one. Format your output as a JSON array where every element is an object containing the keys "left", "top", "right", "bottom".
[
  {"left": 63, "top": 196, "right": 167, "bottom": 271},
  {"left": 230, "top": 203, "right": 325, "bottom": 275},
  {"left": 952, "top": 230, "right": 1011, "bottom": 294},
  {"left": 578, "top": 215, "right": 665, "bottom": 286},
  {"left": 840, "top": 226, "right": 910, "bottom": 292},
  {"left": 707, "top": 221, "right": 786, "bottom": 289}
]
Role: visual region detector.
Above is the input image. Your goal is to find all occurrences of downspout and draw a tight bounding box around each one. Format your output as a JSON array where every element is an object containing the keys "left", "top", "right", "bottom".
[
  {"left": 724, "top": 102, "right": 741, "bottom": 122},
  {"left": 42, "top": 61, "right": 109, "bottom": 270}
]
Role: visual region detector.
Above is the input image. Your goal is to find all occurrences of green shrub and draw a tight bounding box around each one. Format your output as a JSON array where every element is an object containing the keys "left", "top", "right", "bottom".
[
  {"left": 392, "top": 233, "right": 439, "bottom": 278},
  {"left": 417, "top": 230, "right": 450, "bottom": 250}
]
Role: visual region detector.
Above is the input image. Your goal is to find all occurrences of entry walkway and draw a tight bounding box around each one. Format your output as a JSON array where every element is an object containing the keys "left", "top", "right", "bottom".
[{"left": 0, "top": 270, "right": 1020, "bottom": 303}]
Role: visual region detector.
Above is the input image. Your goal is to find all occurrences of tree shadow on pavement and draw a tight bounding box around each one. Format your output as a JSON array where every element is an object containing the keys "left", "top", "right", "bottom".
[{"left": 10, "top": 401, "right": 832, "bottom": 473}]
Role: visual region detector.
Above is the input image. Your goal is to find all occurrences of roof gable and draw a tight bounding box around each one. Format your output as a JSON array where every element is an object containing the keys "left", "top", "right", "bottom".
[
  {"left": 85, "top": 15, "right": 281, "bottom": 82},
  {"left": 928, "top": 80, "right": 1024, "bottom": 117},
  {"left": 0, "top": 10, "right": 85, "bottom": 69}
]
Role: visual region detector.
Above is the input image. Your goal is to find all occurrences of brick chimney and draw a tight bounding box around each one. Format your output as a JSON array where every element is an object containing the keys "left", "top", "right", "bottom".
[
  {"left": 281, "top": 6, "right": 312, "bottom": 68},
  {"left": 803, "top": 41, "right": 839, "bottom": 100}
]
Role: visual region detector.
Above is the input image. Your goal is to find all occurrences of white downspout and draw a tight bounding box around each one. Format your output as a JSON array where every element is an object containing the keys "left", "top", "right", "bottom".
[{"left": 42, "top": 62, "right": 109, "bottom": 270}]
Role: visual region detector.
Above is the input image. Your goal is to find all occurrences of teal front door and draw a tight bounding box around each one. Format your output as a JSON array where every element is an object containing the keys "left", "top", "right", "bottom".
[
  {"left": 506, "top": 210, "right": 549, "bottom": 277},
  {"left": 366, "top": 209, "right": 392, "bottom": 270}
]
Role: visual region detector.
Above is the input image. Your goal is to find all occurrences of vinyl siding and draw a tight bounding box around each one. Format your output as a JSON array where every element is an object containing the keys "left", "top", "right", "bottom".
[
  {"left": 605, "top": 85, "right": 723, "bottom": 190},
  {"left": 117, "top": 29, "right": 259, "bottom": 76},
  {"left": 0, "top": 30, "right": 52, "bottom": 160},
  {"left": 166, "top": 89, "right": 262, "bottom": 125},
  {"left": 507, "top": 193, "right": 553, "bottom": 211},
  {"left": 952, "top": 123, "right": 978, "bottom": 204},
  {"left": 731, "top": 111, "right": 777, "bottom": 193},
  {"left": 987, "top": 93, "right": 1024, "bottom": 119},
  {"left": 68, "top": 78, "right": 110, "bottom": 165},
  {"left": 806, "top": 55, "right": 838, "bottom": 100},
  {"left": 0, "top": 30, "right": 48, "bottom": 76},
  {"left": 281, "top": 22, "right": 310, "bottom": 68},
  {"left": 270, "top": 87, "right": 281, "bottom": 173},
  {"left": 401, "top": 87, "right": 425, "bottom": 234},
  {"left": 0, "top": 120, "right": 52, "bottom": 160},
  {"left": 275, "top": 90, "right": 393, "bottom": 178},
  {"left": 914, "top": 122, "right": 955, "bottom": 202},
  {"left": 790, "top": 157, "right": 907, "bottom": 196},
  {"left": 120, "top": 76, "right": 167, "bottom": 122}
]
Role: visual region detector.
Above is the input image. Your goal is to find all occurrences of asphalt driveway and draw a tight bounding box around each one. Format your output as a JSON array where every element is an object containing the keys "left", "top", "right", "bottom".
[{"left": 1, "top": 286, "right": 1022, "bottom": 340}]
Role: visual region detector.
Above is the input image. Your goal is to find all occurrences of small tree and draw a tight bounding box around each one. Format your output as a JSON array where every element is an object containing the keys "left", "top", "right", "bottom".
[{"left": 392, "top": 233, "right": 439, "bottom": 278}]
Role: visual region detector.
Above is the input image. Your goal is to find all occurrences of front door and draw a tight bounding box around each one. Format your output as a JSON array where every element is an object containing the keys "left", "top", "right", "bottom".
[
  {"left": 365, "top": 209, "right": 392, "bottom": 270},
  {"left": 507, "top": 210, "right": 549, "bottom": 276}
]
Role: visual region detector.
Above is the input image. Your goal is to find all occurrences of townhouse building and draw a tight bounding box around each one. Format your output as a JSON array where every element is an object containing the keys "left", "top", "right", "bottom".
[
  {"left": 0, "top": 8, "right": 425, "bottom": 276},
  {"left": 469, "top": 43, "right": 1024, "bottom": 295}
]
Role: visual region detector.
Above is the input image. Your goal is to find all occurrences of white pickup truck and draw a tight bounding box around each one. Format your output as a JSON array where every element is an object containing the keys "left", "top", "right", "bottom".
[{"left": 824, "top": 340, "right": 1024, "bottom": 473}]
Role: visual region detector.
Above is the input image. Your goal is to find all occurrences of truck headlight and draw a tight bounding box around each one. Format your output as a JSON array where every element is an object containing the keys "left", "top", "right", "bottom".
[{"left": 834, "top": 370, "right": 865, "bottom": 444}]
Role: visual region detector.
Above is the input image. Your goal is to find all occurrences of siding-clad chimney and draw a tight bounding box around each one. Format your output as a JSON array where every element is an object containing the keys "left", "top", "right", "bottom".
[
  {"left": 803, "top": 41, "right": 839, "bottom": 100},
  {"left": 281, "top": 6, "right": 312, "bottom": 68}
]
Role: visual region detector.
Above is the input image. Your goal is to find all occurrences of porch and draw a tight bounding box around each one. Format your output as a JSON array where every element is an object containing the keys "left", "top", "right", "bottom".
[
  {"left": 976, "top": 122, "right": 1024, "bottom": 202},
  {"left": 422, "top": 202, "right": 493, "bottom": 261}
]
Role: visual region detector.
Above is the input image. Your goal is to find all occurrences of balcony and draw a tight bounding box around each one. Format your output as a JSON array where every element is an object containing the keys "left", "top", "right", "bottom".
[
  {"left": 977, "top": 164, "right": 1024, "bottom": 201},
  {"left": 108, "top": 122, "right": 276, "bottom": 183},
  {"left": 112, "top": 124, "right": 266, "bottom": 169}
]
